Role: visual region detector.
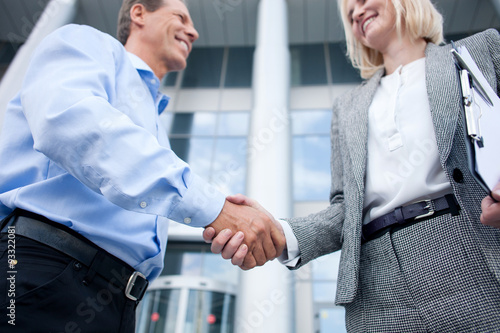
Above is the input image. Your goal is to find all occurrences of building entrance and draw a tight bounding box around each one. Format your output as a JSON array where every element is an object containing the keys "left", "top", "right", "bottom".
[{"left": 136, "top": 275, "right": 237, "bottom": 333}]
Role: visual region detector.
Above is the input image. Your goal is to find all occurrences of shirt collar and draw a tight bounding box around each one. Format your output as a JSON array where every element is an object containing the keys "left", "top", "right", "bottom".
[
  {"left": 127, "top": 52, "right": 154, "bottom": 73},
  {"left": 126, "top": 52, "right": 170, "bottom": 114}
]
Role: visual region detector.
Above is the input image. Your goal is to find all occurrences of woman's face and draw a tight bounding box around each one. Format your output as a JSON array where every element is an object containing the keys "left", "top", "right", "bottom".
[{"left": 345, "top": 0, "right": 399, "bottom": 53}]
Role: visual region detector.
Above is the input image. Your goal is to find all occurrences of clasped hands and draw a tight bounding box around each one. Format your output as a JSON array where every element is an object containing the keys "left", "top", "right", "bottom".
[{"left": 204, "top": 194, "right": 285, "bottom": 270}]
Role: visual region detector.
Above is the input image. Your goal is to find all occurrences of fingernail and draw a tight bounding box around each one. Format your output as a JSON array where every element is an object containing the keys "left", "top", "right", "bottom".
[
  {"left": 494, "top": 190, "right": 500, "bottom": 197},
  {"left": 235, "top": 231, "right": 244, "bottom": 239},
  {"left": 223, "top": 229, "right": 232, "bottom": 236}
]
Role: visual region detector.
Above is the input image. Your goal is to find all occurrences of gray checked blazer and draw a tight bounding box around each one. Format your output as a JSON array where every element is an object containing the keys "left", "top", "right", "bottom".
[{"left": 286, "top": 29, "right": 500, "bottom": 305}]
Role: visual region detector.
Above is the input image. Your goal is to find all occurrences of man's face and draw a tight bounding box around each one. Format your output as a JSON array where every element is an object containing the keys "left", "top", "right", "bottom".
[{"left": 142, "top": 0, "right": 199, "bottom": 73}]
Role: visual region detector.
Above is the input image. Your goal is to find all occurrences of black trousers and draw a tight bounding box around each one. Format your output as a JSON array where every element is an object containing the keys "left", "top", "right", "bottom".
[{"left": 0, "top": 234, "right": 137, "bottom": 332}]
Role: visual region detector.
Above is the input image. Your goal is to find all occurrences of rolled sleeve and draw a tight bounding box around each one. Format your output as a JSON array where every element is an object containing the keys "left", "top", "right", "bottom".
[{"left": 167, "top": 173, "right": 226, "bottom": 227}]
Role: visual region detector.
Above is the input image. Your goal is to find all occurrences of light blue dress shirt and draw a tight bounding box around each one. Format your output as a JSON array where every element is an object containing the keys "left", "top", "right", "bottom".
[{"left": 0, "top": 24, "right": 226, "bottom": 280}]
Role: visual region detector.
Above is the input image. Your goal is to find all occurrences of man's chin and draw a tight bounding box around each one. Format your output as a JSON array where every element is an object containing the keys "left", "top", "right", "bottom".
[{"left": 166, "top": 58, "right": 187, "bottom": 73}]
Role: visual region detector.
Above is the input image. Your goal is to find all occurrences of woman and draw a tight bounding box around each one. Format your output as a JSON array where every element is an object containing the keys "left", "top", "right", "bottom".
[{"left": 205, "top": 0, "right": 500, "bottom": 331}]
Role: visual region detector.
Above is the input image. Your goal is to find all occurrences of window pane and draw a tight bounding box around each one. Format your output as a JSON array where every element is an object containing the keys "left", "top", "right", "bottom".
[
  {"left": 202, "top": 253, "right": 240, "bottom": 285},
  {"left": 319, "top": 308, "right": 347, "bottom": 333},
  {"left": 162, "top": 249, "right": 184, "bottom": 276},
  {"left": 169, "top": 138, "right": 190, "bottom": 162},
  {"left": 163, "top": 71, "right": 178, "bottom": 87},
  {"left": 168, "top": 112, "right": 249, "bottom": 196},
  {"left": 191, "top": 113, "right": 217, "bottom": 135},
  {"left": 293, "top": 136, "right": 331, "bottom": 201},
  {"left": 217, "top": 112, "right": 250, "bottom": 136},
  {"left": 225, "top": 47, "right": 254, "bottom": 87},
  {"left": 292, "top": 110, "right": 331, "bottom": 135},
  {"left": 170, "top": 113, "right": 195, "bottom": 135},
  {"left": 181, "top": 252, "right": 203, "bottom": 276},
  {"left": 291, "top": 44, "right": 327, "bottom": 86},
  {"left": 159, "top": 112, "right": 174, "bottom": 133},
  {"left": 182, "top": 48, "right": 224, "bottom": 88},
  {"left": 312, "top": 252, "right": 341, "bottom": 280},
  {"left": 313, "top": 282, "right": 336, "bottom": 302},
  {"left": 170, "top": 113, "right": 217, "bottom": 136},
  {"left": 186, "top": 138, "right": 214, "bottom": 181},
  {"left": 169, "top": 137, "right": 214, "bottom": 179},
  {"left": 329, "top": 43, "right": 361, "bottom": 83},
  {"left": 212, "top": 138, "right": 247, "bottom": 195}
]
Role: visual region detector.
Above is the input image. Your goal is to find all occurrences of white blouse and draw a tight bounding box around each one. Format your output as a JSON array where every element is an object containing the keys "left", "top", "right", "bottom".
[{"left": 362, "top": 57, "right": 452, "bottom": 224}]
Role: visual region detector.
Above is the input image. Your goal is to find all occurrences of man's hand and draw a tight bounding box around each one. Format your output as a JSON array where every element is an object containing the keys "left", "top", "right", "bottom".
[
  {"left": 205, "top": 196, "right": 286, "bottom": 270},
  {"left": 480, "top": 184, "right": 500, "bottom": 229}
]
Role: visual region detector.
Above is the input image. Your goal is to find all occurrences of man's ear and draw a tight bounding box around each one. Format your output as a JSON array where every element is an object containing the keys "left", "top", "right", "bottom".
[{"left": 129, "top": 3, "right": 146, "bottom": 27}]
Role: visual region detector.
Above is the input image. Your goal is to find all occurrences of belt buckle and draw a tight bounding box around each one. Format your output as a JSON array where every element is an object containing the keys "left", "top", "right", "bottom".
[
  {"left": 414, "top": 199, "right": 434, "bottom": 220},
  {"left": 125, "top": 271, "right": 148, "bottom": 302}
]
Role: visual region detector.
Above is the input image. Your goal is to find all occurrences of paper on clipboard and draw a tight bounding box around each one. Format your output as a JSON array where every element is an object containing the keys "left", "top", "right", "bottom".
[{"left": 452, "top": 45, "right": 500, "bottom": 193}]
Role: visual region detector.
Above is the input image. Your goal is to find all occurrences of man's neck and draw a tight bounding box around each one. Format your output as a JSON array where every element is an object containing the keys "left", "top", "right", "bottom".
[{"left": 125, "top": 42, "right": 166, "bottom": 80}]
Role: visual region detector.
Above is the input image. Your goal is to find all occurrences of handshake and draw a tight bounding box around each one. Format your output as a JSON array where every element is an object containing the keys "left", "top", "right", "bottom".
[{"left": 203, "top": 194, "right": 286, "bottom": 270}]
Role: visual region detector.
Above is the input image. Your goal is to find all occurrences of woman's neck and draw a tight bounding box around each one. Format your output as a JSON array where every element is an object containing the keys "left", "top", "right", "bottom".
[{"left": 382, "top": 37, "right": 427, "bottom": 75}]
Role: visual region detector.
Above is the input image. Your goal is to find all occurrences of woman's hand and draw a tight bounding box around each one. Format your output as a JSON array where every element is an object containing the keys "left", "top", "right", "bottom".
[{"left": 480, "top": 183, "right": 500, "bottom": 229}]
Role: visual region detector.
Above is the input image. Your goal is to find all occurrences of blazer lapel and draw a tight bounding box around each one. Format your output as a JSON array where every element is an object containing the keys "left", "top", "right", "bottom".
[
  {"left": 425, "top": 43, "right": 462, "bottom": 164},
  {"left": 343, "top": 69, "right": 384, "bottom": 194}
]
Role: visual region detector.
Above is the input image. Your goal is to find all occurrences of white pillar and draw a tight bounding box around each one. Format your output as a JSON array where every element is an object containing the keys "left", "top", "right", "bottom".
[
  {"left": 235, "top": 0, "right": 294, "bottom": 332},
  {"left": 294, "top": 265, "right": 315, "bottom": 332},
  {"left": 0, "top": 0, "right": 78, "bottom": 132}
]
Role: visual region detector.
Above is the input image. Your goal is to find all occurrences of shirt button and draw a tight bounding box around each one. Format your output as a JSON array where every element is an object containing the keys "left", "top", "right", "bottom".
[
  {"left": 184, "top": 217, "right": 192, "bottom": 224},
  {"left": 140, "top": 201, "right": 147, "bottom": 208},
  {"left": 150, "top": 79, "right": 156, "bottom": 85}
]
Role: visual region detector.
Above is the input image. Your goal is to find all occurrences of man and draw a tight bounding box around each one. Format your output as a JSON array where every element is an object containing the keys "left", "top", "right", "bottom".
[{"left": 0, "top": 0, "right": 285, "bottom": 331}]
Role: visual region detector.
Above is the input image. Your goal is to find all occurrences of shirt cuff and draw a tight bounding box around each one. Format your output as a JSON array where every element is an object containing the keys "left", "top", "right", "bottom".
[
  {"left": 277, "top": 219, "right": 301, "bottom": 267},
  {"left": 167, "top": 173, "right": 226, "bottom": 227}
]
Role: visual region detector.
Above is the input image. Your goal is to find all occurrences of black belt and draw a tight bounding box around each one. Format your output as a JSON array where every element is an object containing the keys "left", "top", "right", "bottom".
[
  {"left": 362, "top": 194, "right": 460, "bottom": 243},
  {"left": 0, "top": 210, "right": 149, "bottom": 302}
]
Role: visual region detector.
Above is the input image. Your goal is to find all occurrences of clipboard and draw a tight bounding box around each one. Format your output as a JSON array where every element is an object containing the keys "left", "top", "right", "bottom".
[{"left": 451, "top": 44, "right": 500, "bottom": 195}]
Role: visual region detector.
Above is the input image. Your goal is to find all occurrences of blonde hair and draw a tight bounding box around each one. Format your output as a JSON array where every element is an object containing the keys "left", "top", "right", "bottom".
[{"left": 339, "top": 0, "right": 444, "bottom": 79}]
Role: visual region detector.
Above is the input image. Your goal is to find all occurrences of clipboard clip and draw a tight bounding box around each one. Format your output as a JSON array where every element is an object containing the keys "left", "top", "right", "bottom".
[
  {"left": 459, "top": 68, "right": 484, "bottom": 148},
  {"left": 451, "top": 47, "right": 493, "bottom": 107},
  {"left": 451, "top": 43, "right": 485, "bottom": 148}
]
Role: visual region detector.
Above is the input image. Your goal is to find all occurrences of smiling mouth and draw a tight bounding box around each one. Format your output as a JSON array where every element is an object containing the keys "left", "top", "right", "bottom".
[
  {"left": 362, "top": 16, "right": 376, "bottom": 34},
  {"left": 179, "top": 40, "right": 189, "bottom": 52}
]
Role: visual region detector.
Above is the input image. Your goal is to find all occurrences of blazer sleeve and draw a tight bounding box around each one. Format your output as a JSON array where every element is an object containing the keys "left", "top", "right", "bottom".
[{"left": 284, "top": 98, "right": 346, "bottom": 269}]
